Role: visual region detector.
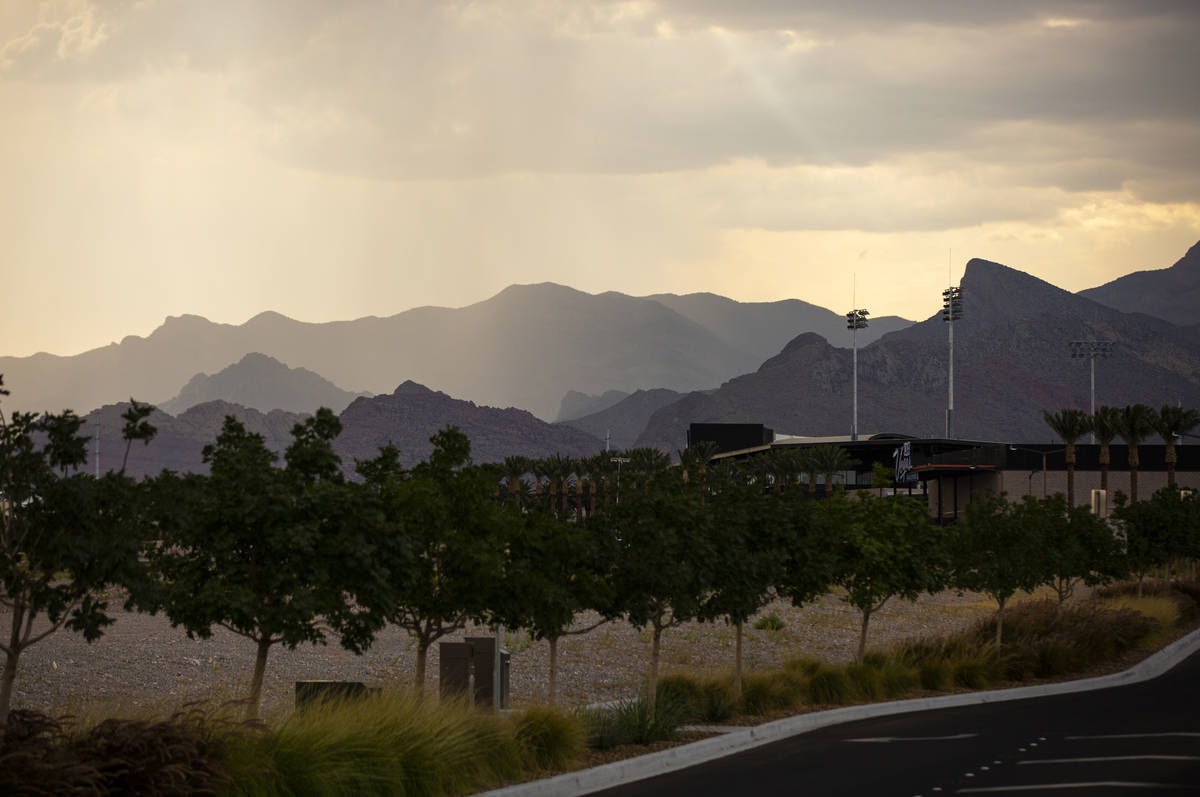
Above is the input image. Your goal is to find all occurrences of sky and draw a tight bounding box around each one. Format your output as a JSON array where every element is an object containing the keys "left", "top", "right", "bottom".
[{"left": 2, "top": 0, "right": 1199, "bottom": 358}]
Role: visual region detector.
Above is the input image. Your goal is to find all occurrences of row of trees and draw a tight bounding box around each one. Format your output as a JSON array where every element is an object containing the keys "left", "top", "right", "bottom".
[
  {"left": 4, "top": 377, "right": 1200, "bottom": 724},
  {"left": 1043, "top": 403, "right": 1200, "bottom": 505}
]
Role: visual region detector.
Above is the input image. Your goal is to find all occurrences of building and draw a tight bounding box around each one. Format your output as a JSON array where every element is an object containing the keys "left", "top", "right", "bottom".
[{"left": 688, "top": 423, "right": 1200, "bottom": 523}]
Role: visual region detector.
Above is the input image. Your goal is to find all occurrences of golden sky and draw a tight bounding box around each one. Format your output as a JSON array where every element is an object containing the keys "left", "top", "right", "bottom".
[{"left": 2, "top": 1, "right": 1199, "bottom": 357}]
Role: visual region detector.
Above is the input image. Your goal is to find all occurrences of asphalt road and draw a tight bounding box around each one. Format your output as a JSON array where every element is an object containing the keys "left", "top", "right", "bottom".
[{"left": 593, "top": 650, "right": 1200, "bottom": 797}]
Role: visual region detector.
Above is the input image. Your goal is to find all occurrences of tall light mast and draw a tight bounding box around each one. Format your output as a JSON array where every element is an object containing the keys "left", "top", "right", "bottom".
[
  {"left": 845, "top": 308, "right": 869, "bottom": 441},
  {"left": 942, "top": 285, "right": 963, "bottom": 438}
]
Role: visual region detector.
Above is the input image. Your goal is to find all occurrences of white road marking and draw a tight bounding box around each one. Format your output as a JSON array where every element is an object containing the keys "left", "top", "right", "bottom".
[
  {"left": 1019, "top": 755, "right": 1200, "bottom": 765},
  {"left": 845, "top": 733, "right": 979, "bottom": 743},
  {"left": 958, "top": 782, "right": 1191, "bottom": 793},
  {"left": 1065, "top": 732, "right": 1200, "bottom": 740}
]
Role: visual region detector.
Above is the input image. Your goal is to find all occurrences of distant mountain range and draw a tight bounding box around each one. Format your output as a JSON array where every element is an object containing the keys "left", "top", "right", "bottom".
[
  {"left": 7, "top": 240, "right": 1200, "bottom": 465},
  {"left": 633, "top": 253, "right": 1200, "bottom": 452},
  {"left": 160, "top": 353, "right": 368, "bottom": 416},
  {"left": 83, "top": 381, "right": 604, "bottom": 479},
  {"left": 0, "top": 285, "right": 913, "bottom": 422},
  {"left": 1079, "top": 240, "right": 1200, "bottom": 326},
  {"left": 556, "top": 388, "right": 686, "bottom": 451}
]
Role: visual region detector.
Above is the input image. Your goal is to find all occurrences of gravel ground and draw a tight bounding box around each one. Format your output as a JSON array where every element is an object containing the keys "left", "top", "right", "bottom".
[{"left": 3, "top": 590, "right": 994, "bottom": 720}]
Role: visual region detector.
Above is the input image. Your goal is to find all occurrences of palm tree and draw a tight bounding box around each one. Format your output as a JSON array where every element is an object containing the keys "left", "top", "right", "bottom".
[
  {"left": 792, "top": 447, "right": 821, "bottom": 499},
  {"left": 501, "top": 455, "right": 532, "bottom": 507},
  {"left": 1091, "top": 405, "right": 1120, "bottom": 493},
  {"left": 1153, "top": 405, "right": 1200, "bottom": 488},
  {"left": 1115, "top": 404, "right": 1156, "bottom": 502},
  {"left": 678, "top": 440, "right": 719, "bottom": 487},
  {"left": 812, "top": 445, "right": 858, "bottom": 497},
  {"left": 626, "top": 447, "right": 671, "bottom": 493},
  {"left": 1042, "top": 409, "right": 1091, "bottom": 507},
  {"left": 541, "top": 453, "right": 576, "bottom": 516}
]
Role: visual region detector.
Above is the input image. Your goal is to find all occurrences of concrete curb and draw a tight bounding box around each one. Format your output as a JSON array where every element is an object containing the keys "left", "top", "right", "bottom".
[{"left": 475, "top": 627, "right": 1200, "bottom": 797}]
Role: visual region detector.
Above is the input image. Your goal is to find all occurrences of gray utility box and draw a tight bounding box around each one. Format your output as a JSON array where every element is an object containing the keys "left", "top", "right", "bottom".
[{"left": 439, "top": 636, "right": 510, "bottom": 708}]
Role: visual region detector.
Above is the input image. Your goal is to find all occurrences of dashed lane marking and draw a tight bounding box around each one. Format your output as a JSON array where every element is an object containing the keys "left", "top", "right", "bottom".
[
  {"left": 957, "top": 782, "right": 1191, "bottom": 793},
  {"left": 1020, "top": 755, "right": 1200, "bottom": 765}
]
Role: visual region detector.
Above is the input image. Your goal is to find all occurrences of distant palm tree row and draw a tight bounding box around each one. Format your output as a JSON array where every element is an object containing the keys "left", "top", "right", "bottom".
[
  {"left": 496, "top": 443, "right": 859, "bottom": 516},
  {"left": 1043, "top": 404, "right": 1200, "bottom": 506}
]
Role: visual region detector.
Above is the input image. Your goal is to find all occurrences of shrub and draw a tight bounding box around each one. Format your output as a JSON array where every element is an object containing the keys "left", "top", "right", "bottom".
[
  {"left": 878, "top": 660, "right": 919, "bottom": 698},
  {"left": 578, "top": 697, "right": 687, "bottom": 751},
  {"left": 753, "top": 611, "right": 787, "bottom": 631},
  {"left": 696, "top": 679, "right": 738, "bottom": 723},
  {"left": 783, "top": 657, "right": 822, "bottom": 678},
  {"left": 739, "top": 673, "right": 802, "bottom": 716},
  {"left": 232, "top": 689, "right": 522, "bottom": 797},
  {"left": 844, "top": 664, "right": 882, "bottom": 701},
  {"left": 655, "top": 674, "right": 704, "bottom": 722},
  {"left": 806, "top": 668, "right": 851, "bottom": 705},
  {"left": 917, "top": 659, "right": 951, "bottom": 691},
  {"left": 513, "top": 706, "right": 585, "bottom": 771},
  {"left": 951, "top": 655, "right": 993, "bottom": 690},
  {"left": 655, "top": 674, "right": 737, "bottom": 723},
  {"left": 0, "top": 708, "right": 230, "bottom": 797}
]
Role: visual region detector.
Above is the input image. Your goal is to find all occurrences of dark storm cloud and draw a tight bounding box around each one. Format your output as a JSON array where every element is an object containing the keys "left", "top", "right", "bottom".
[{"left": 2, "top": 1, "right": 1197, "bottom": 214}]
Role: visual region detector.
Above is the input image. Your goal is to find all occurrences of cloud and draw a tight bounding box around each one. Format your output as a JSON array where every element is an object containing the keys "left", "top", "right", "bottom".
[{"left": 3, "top": 1, "right": 1197, "bottom": 185}]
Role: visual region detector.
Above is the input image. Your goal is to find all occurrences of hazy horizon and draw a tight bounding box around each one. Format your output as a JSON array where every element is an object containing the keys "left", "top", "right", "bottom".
[{"left": 3, "top": 1, "right": 1198, "bottom": 358}]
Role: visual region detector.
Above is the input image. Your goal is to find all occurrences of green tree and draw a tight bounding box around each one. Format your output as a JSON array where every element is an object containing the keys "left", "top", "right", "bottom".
[
  {"left": 605, "top": 468, "right": 713, "bottom": 711},
  {"left": 1040, "top": 499, "right": 1123, "bottom": 605},
  {"left": 827, "top": 491, "right": 950, "bottom": 661},
  {"left": 699, "top": 462, "right": 791, "bottom": 697},
  {"left": 812, "top": 445, "right": 858, "bottom": 497},
  {"left": 792, "top": 446, "right": 821, "bottom": 500},
  {"left": 1091, "top": 405, "right": 1120, "bottom": 494},
  {"left": 1113, "top": 487, "right": 1190, "bottom": 597},
  {"left": 954, "top": 493, "right": 1049, "bottom": 645},
  {"left": 368, "top": 427, "right": 509, "bottom": 694},
  {"left": 496, "top": 509, "right": 614, "bottom": 703},
  {"left": 119, "top": 399, "right": 157, "bottom": 474},
  {"left": 1115, "top": 404, "right": 1156, "bottom": 503},
  {"left": 1042, "top": 408, "right": 1091, "bottom": 507},
  {"left": 149, "top": 410, "right": 385, "bottom": 719},
  {"left": 1153, "top": 405, "right": 1200, "bottom": 488},
  {"left": 1, "top": 377, "right": 155, "bottom": 722}
]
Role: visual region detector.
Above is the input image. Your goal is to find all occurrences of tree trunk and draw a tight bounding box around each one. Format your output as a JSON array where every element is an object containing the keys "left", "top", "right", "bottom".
[
  {"left": 548, "top": 636, "right": 559, "bottom": 704},
  {"left": 1166, "top": 441, "right": 1177, "bottom": 488},
  {"left": 1137, "top": 573, "right": 1144, "bottom": 599},
  {"left": 245, "top": 636, "right": 273, "bottom": 721},
  {"left": 1066, "top": 444, "right": 1076, "bottom": 507},
  {"left": 995, "top": 598, "right": 1006, "bottom": 647},
  {"left": 733, "top": 620, "right": 744, "bottom": 700},
  {"left": 647, "top": 623, "right": 663, "bottom": 713},
  {"left": 0, "top": 650, "right": 20, "bottom": 726},
  {"left": 415, "top": 639, "right": 429, "bottom": 694},
  {"left": 856, "top": 609, "right": 871, "bottom": 664}
]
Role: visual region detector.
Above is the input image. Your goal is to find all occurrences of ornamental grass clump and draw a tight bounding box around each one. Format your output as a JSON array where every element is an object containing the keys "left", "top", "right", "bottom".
[
  {"left": 805, "top": 667, "right": 851, "bottom": 706},
  {"left": 0, "top": 707, "right": 230, "bottom": 797},
  {"left": 739, "top": 672, "right": 803, "bottom": 716},
  {"left": 219, "top": 689, "right": 522, "bottom": 797},
  {"left": 578, "top": 696, "right": 687, "bottom": 751},
  {"left": 513, "top": 705, "right": 585, "bottom": 771}
]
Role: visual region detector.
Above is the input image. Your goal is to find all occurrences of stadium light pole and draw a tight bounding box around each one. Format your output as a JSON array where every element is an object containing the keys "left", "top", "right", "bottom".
[
  {"left": 942, "top": 286, "right": 963, "bottom": 438},
  {"left": 846, "top": 308, "right": 869, "bottom": 441},
  {"left": 1069, "top": 340, "right": 1114, "bottom": 443}
]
